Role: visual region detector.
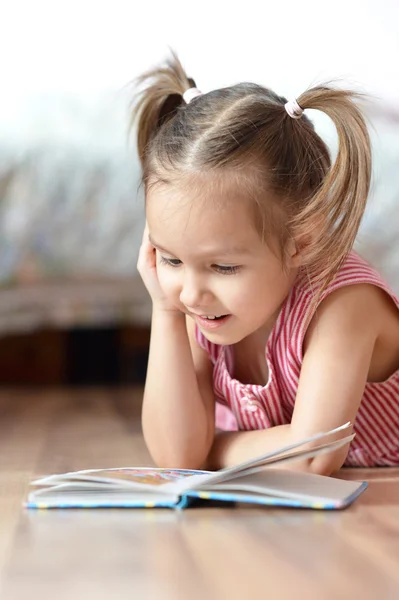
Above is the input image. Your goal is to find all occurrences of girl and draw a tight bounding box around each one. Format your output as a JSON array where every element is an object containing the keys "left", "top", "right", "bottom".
[{"left": 132, "top": 52, "right": 399, "bottom": 475}]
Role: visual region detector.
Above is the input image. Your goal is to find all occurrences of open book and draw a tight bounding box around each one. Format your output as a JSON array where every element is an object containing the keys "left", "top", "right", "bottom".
[{"left": 26, "top": 423, "right": 367, "bottom": 510}]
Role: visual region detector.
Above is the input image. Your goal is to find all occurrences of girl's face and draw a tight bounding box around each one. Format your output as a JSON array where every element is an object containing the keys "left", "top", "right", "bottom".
[{"left": 146, "top": 182, "right": 299, "bottom": 345}]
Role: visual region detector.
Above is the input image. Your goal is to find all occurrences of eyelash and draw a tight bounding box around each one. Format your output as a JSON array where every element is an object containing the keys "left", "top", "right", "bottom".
[{"left": 159, "top": 257, "right": 240, "bottom": 275}]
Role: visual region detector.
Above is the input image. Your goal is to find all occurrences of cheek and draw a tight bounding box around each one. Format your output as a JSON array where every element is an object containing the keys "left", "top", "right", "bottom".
[
  {"left": 157, "top": 266, "right": 180, "bottom": 297},
  {"left": 225, "top": 271, "right": 282, "bottom": 312},
  {"left": 220, "top": 277, "right": 255, "bottom": 310}
]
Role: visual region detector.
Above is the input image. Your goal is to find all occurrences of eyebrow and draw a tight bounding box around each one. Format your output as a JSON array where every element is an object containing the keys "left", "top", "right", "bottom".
[{"left": 149, "top": 236, "right": 251, "bottom": 257}]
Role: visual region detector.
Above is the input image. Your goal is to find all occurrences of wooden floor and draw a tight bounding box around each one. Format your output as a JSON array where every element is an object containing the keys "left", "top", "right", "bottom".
[{"left": 0, "top": 388, "right": 399, "bottom": 600}]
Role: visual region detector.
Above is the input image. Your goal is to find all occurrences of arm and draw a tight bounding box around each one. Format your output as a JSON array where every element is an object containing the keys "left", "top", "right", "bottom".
[
  {"left": 138, "top": 224, "right": 215, "bottom": 469},
  {"left": 207, "top": 284, "right": 381, "bottom": 475},
  {"left": 142, "top": 311, "right": 215, "bottom": 469}
]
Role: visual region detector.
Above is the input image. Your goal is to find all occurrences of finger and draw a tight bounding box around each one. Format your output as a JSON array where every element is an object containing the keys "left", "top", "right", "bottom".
[{"left": 138, "top": 234, "right": 156, "bottom": 270}]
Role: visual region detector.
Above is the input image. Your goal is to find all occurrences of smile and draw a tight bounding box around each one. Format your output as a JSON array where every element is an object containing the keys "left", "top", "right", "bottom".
[{"left": 194, "top": 314, "right": 232, "bottom": 330}]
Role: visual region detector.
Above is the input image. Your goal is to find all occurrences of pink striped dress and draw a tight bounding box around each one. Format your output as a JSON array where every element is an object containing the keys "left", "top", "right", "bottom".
[{"left": 195, "top": 252, "right": 399, "bottom": 467}]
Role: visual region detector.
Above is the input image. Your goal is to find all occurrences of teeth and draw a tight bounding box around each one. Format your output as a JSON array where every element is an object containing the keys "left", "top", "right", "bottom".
[{"left": 204, "top": 316, "right": 217, "bottom": 320}]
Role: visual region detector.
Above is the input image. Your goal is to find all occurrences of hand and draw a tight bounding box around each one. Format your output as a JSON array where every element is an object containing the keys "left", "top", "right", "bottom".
[{"left": 137, "top": 224, "right": 181, "bottom": 313}]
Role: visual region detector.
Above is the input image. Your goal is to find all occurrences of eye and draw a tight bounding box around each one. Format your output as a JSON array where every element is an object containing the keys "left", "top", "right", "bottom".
[
  {"left": 160, "top": 256, "right": 182, "bottom": 267},
  {"left": 213, "top": 265, "right": 241, "bottom": 275}
]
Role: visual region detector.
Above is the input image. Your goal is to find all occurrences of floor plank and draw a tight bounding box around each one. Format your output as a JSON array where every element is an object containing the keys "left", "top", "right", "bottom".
[{"left": 0, "top": 388, "right": 398, "bottom": 600}]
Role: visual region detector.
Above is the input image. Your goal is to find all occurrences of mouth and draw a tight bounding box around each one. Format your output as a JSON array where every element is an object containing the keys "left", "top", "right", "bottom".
[{"left": 192, "top": 313, "right": 231, "bottom": 330}]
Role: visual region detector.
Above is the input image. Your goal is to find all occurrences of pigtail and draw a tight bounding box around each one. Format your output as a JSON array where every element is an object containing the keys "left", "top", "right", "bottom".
[
  {"left": 291, "top": 87, "right": 372, "bottom": 290},
  {"left": 130, "top": 50, "right": 196, "bottom": 166}
]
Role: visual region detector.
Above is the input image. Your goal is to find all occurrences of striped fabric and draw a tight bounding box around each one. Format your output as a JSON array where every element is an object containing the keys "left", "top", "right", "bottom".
[{"left": 195, "top": 252, "right": 399, "bottom": 467}]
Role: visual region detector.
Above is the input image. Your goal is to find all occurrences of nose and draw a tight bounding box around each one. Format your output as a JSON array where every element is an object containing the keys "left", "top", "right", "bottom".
[{"left": 179, "top": 271, "right": 212, "bottom": 309}]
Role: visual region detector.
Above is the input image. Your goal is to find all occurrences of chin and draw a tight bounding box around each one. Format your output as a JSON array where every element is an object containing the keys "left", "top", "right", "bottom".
[{"left": 199, "top": 326, "right": 247, "bottom": 346}]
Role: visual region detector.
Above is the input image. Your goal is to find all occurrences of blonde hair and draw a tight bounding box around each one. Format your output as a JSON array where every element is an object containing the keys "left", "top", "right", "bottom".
[{"left": 130, "top": 50, "right": 371, "bottom": 295}]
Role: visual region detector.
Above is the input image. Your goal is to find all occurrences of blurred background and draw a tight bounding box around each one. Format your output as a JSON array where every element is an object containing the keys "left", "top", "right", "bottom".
[{"left": 0, "top": 0, "right": 398, "bottom": 386}]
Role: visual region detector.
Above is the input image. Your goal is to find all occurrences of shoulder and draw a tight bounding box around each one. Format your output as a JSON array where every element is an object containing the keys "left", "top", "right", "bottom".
[
  {"left": 295, "top": 251, "right": 397, "bottom": 351},
  {"left": 305, "top": 283, "right": 384, "bottom": 353},
  {"left": 303, "top": 245, "right": 399, "bottom": 371}
]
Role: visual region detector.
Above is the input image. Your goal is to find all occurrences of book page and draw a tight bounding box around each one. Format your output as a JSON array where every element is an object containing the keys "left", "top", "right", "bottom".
[
  {"left": 216, "top": 422, "right": 352, "bottom": 478},
  {"left": 32, "top": 467, "right": 209, "bottom": 491},
  {"left": 210, "top": 434, "right": 356, "bottom": 484}
]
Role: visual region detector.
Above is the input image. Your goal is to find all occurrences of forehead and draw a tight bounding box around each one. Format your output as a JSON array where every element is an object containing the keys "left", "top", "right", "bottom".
[{"left": 146, "top": 177, "right": 260, "bottom": 250}]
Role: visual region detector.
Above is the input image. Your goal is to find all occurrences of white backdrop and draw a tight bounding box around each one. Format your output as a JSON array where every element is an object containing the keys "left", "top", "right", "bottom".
[
  {"left": 0, "top": 0, "right": 398, "bottom": 290},
  {"left": 1, "top": 0, "right": 399, "bottom": 144}
]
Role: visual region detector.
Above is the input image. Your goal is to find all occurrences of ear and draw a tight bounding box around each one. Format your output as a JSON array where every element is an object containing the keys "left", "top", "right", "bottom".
[{"left": 285, "top": 237, "right": 303, "bottom": 268}]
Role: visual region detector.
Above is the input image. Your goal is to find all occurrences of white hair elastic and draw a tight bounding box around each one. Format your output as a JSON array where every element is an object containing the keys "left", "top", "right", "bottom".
[
  {"left": 183, "top": 87, "right": 202, "bottom": 104},
  {"left": 284, "top": 98, "right": 303, "bottom": 119}
]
